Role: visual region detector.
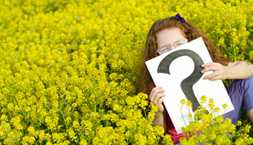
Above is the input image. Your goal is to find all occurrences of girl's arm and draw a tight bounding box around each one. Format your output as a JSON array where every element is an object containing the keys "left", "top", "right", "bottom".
[
  {"left": 152, "top": 111, "right": 165, "bottom": 128},
  {"left": 201, "top": 61, "right": 253, "bottom": 80},
  {"left": 149, "top": 87, "right": 166, "bottom": 129}
]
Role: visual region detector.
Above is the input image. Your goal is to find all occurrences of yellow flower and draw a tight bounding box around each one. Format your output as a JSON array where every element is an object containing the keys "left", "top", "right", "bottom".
[
  {"left": 27, "top": 126, "right": 36, "bottom": 136},
  {"left": 67, "top": 128, "right": 75, "bottom": 139},
  {"left": 11, "top": 116, "right": 23, "bottom": 130},
  {"left": 22, "top": 136, "right": 35, "bottom": 144},
  {"left": 80, "top": 139, "right": 88, "bottom": 145},
  {"left": 38, "top": 130, "right": 46, "bottom": 141},
  {"left": 72, "top": 120, "right": 80, "bottom": 129}
]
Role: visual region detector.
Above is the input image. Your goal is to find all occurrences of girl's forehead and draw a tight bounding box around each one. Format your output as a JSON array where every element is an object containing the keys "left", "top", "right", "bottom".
[{"left": 156, "top": 27, "right": 186, "bottom": 47}]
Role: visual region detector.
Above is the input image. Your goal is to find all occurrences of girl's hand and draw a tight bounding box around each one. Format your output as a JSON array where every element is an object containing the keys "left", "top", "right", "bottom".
[
  {"left": 150, "top": 86, "right": 165, "bottom": 112},
  {"left": 201, "top": 61, "right": 253, "bottom": 80}
]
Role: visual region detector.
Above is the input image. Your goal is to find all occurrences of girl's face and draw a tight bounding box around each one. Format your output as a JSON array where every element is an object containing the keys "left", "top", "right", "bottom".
[{"left": 156, "top": 27, "right": 188, "bottom": 55}]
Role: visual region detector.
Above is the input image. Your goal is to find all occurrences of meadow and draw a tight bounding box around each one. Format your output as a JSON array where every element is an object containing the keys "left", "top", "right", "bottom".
[{"left": 0, "top": 0, "right": 252, "bottom": 144}]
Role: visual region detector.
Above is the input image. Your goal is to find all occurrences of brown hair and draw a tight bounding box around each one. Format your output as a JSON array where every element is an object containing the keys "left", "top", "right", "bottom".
[{"left": 139, "top": 15, "right": 229, "bottom": 93}]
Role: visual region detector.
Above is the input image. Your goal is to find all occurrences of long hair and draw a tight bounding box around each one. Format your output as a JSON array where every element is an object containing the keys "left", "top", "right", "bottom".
[{"left": 139, "top": 15, "right": 229, "bottom": 93}]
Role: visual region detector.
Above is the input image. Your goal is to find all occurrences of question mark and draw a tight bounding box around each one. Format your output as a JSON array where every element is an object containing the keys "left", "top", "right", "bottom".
[{"left": 157, "top": 49, "right": 204, "bottom": 111}]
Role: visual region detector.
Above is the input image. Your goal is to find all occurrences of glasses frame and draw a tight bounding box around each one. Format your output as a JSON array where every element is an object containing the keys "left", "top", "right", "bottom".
[{"left": 157, "top": 39, "right": 188, "bottom": 55}]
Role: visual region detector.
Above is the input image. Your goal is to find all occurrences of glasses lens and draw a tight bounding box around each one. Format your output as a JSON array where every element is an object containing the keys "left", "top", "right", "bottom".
[
  {"left": 157, "top": 39, "right": 188, "bottom": 55},
  {"left": 157, "top": 46, "right": 172, "bottom": 55},
  {"left": 174, "top": 39, "right": 188, "bottom": 47}
]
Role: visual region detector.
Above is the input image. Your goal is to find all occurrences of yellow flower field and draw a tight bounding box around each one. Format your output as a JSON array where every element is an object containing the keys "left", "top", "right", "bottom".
[{"left": 0, "top": 0, "right": 252, "bottom": 144}]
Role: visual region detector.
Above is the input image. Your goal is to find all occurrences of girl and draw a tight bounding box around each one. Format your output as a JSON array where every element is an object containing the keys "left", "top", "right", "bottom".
[{"left": 141, "top": 14, "right": 253, "bottom": 143}]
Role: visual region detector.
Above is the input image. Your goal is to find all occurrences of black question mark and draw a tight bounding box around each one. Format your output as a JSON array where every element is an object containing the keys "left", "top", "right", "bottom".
[{"left": 157, "top": 49, "right": 204, "bottom": 111}]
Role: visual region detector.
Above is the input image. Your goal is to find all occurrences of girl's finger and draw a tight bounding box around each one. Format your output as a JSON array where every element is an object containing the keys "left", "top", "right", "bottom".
[
  {"left": 153, "top": 92, "right": 165, "bottom": 104},
  {"left": 151, "top": 87, "right": 164, "bottom": 95},
  {"left": 202, "top": 62, "right": 221, "bottom": 66},
  {"left": 203, "top": 71, "right": 220, "bottom": 80},
  {"left": 201, "top": 66, "right": 218, "bottom": 73},
  {"left": 159, "top": 97, "right": 164, "bottom": 103},
  {"left": 201, "top": 62, "right": 213, "bottom": 67},
  {"left": 150, "top": 87, "right": 164, "bottom": 99},
  {"left": 150, "top": 87, "right": 159, "bottom": 100},
  {"left": 201, "top": 63, "right": 223, "bottom": 73},
  {"left": 157, "top": 97, "right": 165, "bottom": 108}
]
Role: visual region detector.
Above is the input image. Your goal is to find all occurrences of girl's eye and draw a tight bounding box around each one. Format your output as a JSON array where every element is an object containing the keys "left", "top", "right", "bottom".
[
  {"left": 165, "top": 47, "right": 173, "bottom": 51},
  {"left": 157, "top": 47, "right": 172, "bottom": 54},
  {"left": 175, "top": 41, "right": 186, "bottom": 46},
  {"left": 177, "top": 42, "right": 184, "bottom": 45},
  {"left": 174, "top": 43, "right": 183, "bottom": 47},
  {"left": 175, "top": 39, "right": 188, "bottom": 46},
  {"left": 161, "top": 47, "right": 169, "bottom": 52}
]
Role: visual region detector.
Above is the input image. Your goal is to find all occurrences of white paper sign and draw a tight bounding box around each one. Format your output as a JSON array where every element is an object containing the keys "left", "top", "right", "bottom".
[{"left": 145, "top": 37, "right": 234, "bottom": 132}]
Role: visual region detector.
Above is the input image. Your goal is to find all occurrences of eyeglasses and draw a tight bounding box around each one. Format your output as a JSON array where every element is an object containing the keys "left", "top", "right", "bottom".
[{"left": 157, "top": 39, "right": 188, "bottom": 55}]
